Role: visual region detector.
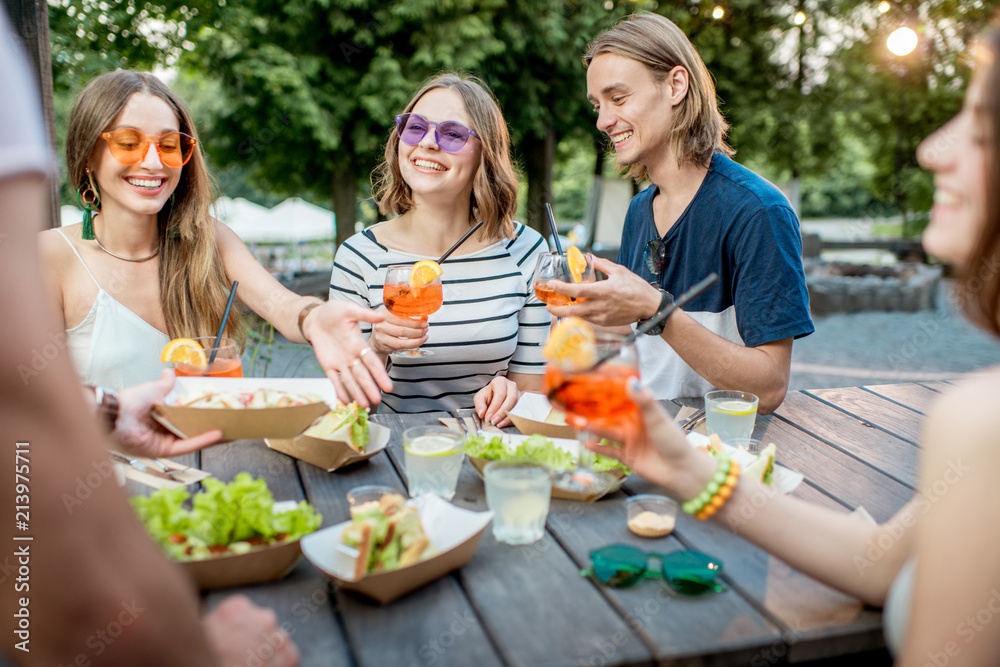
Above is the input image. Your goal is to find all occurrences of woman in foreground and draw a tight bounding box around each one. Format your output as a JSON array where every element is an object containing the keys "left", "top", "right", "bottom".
[
  {"left": 40, "top": 70, "right": 390, "bottom": 406},
  {"left": 584, "top": 28, "right": 1000, "bottom": 664},
  {"left": 330, "top": 73, "right": 549, "bottom": 425}
]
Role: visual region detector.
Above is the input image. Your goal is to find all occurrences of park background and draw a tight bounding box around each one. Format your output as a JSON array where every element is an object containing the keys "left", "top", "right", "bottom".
[{"left": 14, "top": 0, "right": 1000, "bottom": 387}]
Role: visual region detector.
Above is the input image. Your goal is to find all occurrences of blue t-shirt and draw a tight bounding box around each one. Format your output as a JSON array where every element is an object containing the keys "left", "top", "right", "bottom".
[{"left": 617, "top": 153, "right": 814, "bottom": 399}]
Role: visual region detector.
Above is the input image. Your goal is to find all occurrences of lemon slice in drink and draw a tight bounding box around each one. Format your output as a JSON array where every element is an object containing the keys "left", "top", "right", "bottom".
[
  {"left": 405, "top": 434, "right": 462, "bottom": 457},
  {"left": 566, "top": 246, "right": 587, "bottom": 283},
  {"left": 543, "top": 316, "right": 596, "bottom": 369},
  {"left": 712, "top": 399, "right": 757, "bottom": 415},
  {"left": 160, "top": 338, "right": 207, "bottom": 369}
]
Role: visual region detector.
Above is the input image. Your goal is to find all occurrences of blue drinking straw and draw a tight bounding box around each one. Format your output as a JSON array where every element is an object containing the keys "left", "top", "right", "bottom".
[{"left": 209, "top": 281, "right": 238, "bottom": 366}]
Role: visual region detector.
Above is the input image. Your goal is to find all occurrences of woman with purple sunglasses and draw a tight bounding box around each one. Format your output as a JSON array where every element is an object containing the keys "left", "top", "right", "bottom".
[{"left": 330, "top": 73, "right": 550, "bottom": 424}]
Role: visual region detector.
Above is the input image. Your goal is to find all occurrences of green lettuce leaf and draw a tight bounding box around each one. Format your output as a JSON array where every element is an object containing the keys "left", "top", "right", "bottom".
[
  {"left": 462, "top": 433, "right": 630, "bottom": 474},
  {"left": 130, "top": 473, "right": 322, "bottom": 561}
]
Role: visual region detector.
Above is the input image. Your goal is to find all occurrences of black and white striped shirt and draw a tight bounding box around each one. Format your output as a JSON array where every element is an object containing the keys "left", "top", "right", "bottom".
[{"left": 329, "top": 222, "right": 550, "bottom": 414}]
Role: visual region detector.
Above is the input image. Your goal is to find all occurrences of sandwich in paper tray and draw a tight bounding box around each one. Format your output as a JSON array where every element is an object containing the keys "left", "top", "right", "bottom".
[{"left": 267, "top": 402, "right": 390, "bottom": 471}]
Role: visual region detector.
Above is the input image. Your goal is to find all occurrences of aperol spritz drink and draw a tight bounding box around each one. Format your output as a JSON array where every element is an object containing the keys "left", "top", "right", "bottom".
[
  {"left": 531, "top": 249, "right": 596, "bottom": 306},
  {"left": 172, "top": 337, "right": 244, "bottom": 377},
  {"left": 543, "top": 328, "right": 639, "bottom": 493},
  {"left": 383, "top": 262, "right": 444, "bottom": 358}
]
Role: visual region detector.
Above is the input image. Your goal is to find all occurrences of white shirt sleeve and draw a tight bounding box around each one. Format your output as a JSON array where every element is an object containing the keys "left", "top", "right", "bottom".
[{"left": 0, "top": 9, "right": 55, "bottom": 181}]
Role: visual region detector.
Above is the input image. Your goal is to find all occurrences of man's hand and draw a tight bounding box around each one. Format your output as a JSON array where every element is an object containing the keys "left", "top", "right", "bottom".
[
  {"left": 203, "top": 595, "right": 300, "bottom": 667},
  {"left": 546, "top": 257, "right": 662, "bottom": 327},
  {"left": 115, "top": 370, "right": 222, "bottom": 457},
  {"left": 304, "top": 301, "right": 393, "bottom": 409}
]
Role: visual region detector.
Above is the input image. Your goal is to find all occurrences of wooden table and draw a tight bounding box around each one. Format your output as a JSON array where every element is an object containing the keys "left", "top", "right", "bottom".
[{"left": 170, "top": 382, "right": 937, "bottom": 666}]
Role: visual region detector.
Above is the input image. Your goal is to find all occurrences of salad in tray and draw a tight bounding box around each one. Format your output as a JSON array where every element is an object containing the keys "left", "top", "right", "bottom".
[
  {"left": 463, "top": 433, "right": 630, "bottom": 475},
  {"left": 131, "top": 473, "right": 322, "bottom": 561}
]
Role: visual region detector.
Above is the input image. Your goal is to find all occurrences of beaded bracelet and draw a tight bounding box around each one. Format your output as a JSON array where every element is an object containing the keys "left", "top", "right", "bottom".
[{"left": 681, "top": 450, "right": 741, "bottom": 520}]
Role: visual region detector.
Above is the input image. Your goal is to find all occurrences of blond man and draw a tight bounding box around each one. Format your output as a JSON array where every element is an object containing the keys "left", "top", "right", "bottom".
[{"left": 549, "top": 13, "right": 813, "bottom": 412}]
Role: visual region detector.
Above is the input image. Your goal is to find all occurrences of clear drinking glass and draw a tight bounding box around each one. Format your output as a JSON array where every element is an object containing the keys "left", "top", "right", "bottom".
[
  {"left": 383, "top": 264, "right": 444, "bottom": 358},
  {"left": 543, "top": 332, "right": 639, "bottom": 494},
  {"left": 484, "top": 459, "right": 552, "bottom": 545},
  {"left": 531, "top": 251, "right": 596, "bottom": 306},
  {"left": 704, "top": 390, "right": 759, "bottom": 444},
  {"left": 402, "top": 426, "right": 465, "bottom": 500}
]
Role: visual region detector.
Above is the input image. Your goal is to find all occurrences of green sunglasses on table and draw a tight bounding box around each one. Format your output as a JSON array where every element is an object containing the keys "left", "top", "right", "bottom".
[{"left": 581, "top": 545, "right": 727, "bottom": 595}]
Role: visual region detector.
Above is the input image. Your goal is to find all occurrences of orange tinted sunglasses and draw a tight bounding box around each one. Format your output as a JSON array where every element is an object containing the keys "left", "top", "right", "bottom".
[{"left": 100, "top": 128, "right": 197, "bottom": 168}]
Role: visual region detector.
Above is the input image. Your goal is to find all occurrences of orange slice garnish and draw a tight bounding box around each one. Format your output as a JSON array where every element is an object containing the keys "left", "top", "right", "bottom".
[
  {"left": 160, "top": 338, "right": 208, "bottom": 369},
  {"left": 410, "top": 260, "right": 443, "bottom": 296},
  {"left": 543, "top": 317, "right": 596, "bottom": 369},
  {"left": 566, "top": 246, "right": 587, "bottom": 283}
]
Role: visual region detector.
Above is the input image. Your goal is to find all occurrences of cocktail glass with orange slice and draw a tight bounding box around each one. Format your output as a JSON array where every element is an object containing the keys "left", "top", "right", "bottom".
[
  {"left": 542, "top": 318, "right": 640, "bottom": 494},
  {"left": 532, "top": 246, "right": 596, "bottom": 306},
  {"left": 383, "top": 260, "right": 444, "bottom": 358},
  {"left": 162, "top": 337, "right": 243, "bottom": 377}
]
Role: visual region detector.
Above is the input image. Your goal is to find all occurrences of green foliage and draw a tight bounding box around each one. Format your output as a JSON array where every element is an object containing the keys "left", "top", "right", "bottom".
[{"left": 46, "top": 0, "right": 994, "bottom": 241}]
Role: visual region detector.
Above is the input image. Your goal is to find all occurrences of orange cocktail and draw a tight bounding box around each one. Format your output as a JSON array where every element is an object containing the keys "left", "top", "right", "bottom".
[
  {"left": 383, "top": 262, "right": 444, "bottom": 358},
  {"left": 173, "top": 337, "right": 243, "bottom": 377},
  {"left": 383, "top": 282, "right": 444, "bottom": 318},
  {"left": 543, "top": 331, "right": 640, "bottom": 437},
  {"left": 544, "top": 363, "right": 639, "bottom": 431},
  {"left": 531, "top": 250, "right": 595, "bottom": 306}
]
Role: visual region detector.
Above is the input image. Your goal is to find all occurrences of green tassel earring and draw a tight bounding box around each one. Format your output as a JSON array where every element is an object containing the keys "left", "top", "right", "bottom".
[{"left": 77, "top": 176, "right": 100, "bottom": 241}]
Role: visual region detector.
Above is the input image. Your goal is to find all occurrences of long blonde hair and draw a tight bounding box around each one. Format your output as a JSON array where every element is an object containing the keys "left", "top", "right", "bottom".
[
  {"left": 372, "top": 73, "right": 519, "bottom": 241},
  {"left": 584, "top": 12, "right": 734, "bottom": 181},
  {"left": 66, "top": 70, "right": 243, "bottom": 346}
]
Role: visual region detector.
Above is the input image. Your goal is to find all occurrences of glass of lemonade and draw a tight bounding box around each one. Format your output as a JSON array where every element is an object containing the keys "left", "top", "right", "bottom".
[
  {"left": 484, "top": 460, "right": 552, "bottom": 545},
  {"left": 704, "top": 390, "right": 759, "bottom": 443},
  {"left": 402, "top": 426, "right": 465, "bottom": 500}
]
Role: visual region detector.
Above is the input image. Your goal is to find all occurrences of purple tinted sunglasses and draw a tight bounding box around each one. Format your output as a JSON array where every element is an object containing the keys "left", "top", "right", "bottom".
[{"left": 394, "top": 113, "right": 479, "bottom": 154}]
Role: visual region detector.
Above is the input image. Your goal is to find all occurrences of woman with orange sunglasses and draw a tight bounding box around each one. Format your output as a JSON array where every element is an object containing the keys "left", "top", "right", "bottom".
[{"left": 38, "top": 70, "right": 391, "bottom": 407}]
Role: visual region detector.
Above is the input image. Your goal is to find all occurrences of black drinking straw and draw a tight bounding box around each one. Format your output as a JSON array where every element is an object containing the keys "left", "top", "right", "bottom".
[
  {"left": 584, "top": 273, "right": 718, "bottom": 372},
  {"left": 437, "top": 220, "right": 485, "bottom": 263},
  {"left": 545, "top": 203, "right": 563, "bottom": 254},
  {"left": 209, "top": 281, "right": 238, "bottom": 365}
]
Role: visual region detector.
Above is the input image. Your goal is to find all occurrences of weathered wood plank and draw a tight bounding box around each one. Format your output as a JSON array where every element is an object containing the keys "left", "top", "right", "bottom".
[
  {"left": 917, "top": 381, "right": 951, "bottom": 392},
  {"left": 546, "top": 490, "right": 783, "bottom": 666},
  {"left": 199, "top": 440, "right": 355, "bottom": 666},
  {"left": 772, "top": 393, "right": 918, "bottom": 486},
  {"left": 862, "top": 383, "right": 941, "bottom": 415},
  {"left": 297, "top": 413, "right": 504, "bottom": 667},
  {"left": 373, "top": 413, "right": 653, "bottom": 666},
  {"left": 758, "top": 414, "right": 915, "bottom": 520},
  {"left": 805, "top": 387, "right": 923, "bottom": 445}
]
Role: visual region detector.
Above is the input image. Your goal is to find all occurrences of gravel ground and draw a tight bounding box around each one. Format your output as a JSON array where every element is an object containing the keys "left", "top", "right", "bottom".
[{"left": 247, "top": 279, "right": 1000, "bottom": 391}]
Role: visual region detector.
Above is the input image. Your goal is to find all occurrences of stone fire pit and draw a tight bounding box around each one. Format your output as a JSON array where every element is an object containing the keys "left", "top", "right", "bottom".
[{"left": 805, "top": 260, "right": 942, "bottom": 315}]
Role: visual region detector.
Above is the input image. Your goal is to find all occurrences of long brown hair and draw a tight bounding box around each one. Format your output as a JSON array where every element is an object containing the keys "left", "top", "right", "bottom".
[
  {"left": 584, "top": 12, "right": 733, "bottom": 181},
  {"left": 66, "top": 71, "right": 243, "bottom": 346},
  {"left": 372, "top": 73, "right": 519, "bottom": 241},
  {"left": 955, "top": 30, "right": 1000, "bottom": 336}
]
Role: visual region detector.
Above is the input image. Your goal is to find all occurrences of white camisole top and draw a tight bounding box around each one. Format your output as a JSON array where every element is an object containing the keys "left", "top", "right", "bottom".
[{"left": 56, "top": 229, "right": 170, "bottom": 389}]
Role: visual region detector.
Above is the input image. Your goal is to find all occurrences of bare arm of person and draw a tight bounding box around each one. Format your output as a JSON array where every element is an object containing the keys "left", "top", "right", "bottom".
[
  {"left": 1, "top": 173, "right": 221, "bottom": 665},
  {"left": 899, "top": 373, "right": 1000, "bottom": 666},
  {"left": 213, "top": 221, "right": 391, "bottom": 407},
  {"left": 547, "top": 257, "right": 791, "bottom": 413},
  {"left": 581, "top": 382, "right": 914, "bottom": 606}
]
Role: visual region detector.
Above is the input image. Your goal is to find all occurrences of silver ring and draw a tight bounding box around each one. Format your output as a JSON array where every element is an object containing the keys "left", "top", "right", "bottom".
[
  {"left": 351, "top": 358, "right": 362, "bottom": 368},
  {"left": 359, "top": 347, "right": 372, "bottom": 359}
]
